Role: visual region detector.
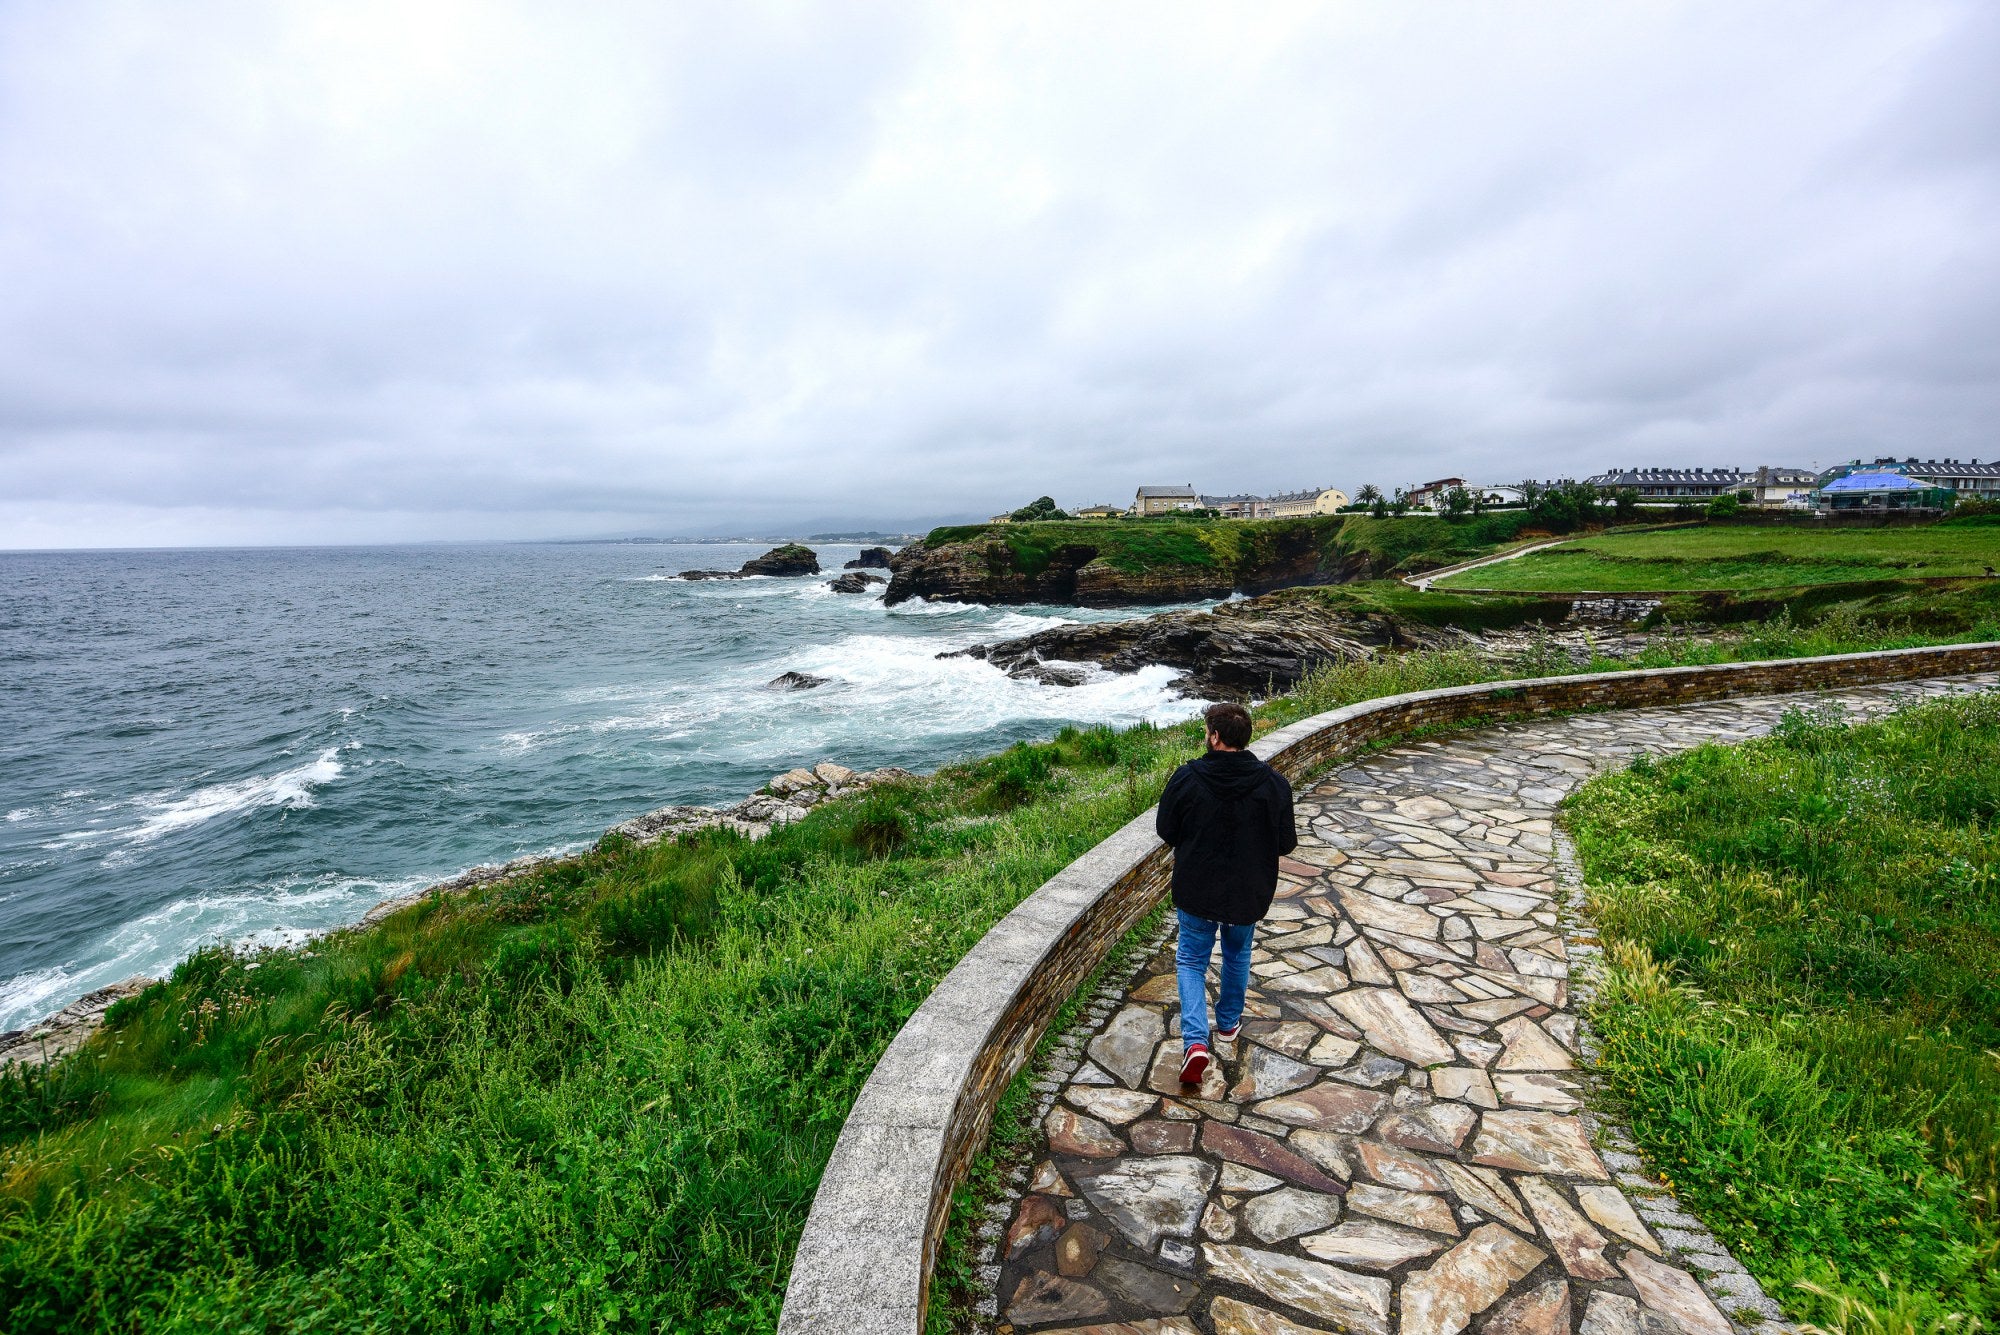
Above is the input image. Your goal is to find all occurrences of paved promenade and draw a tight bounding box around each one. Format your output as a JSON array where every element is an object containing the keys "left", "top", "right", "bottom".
[{"left": 985, "top": 674, "right": 1998, "bottom": 1335}]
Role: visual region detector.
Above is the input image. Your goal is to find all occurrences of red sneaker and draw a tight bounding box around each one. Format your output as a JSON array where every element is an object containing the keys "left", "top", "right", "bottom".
[
  {"left": 1178, "top": 1044, "right": 1210, "bottom": 1086},
  {"left": 1215, "top": 1023, "right": 1242, "bottom": 1043}
]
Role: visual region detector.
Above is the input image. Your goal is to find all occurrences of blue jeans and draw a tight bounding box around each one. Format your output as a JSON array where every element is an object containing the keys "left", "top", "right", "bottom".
[{"left": 1175, "top": 908, "right": 1254, "bottom": 1050}]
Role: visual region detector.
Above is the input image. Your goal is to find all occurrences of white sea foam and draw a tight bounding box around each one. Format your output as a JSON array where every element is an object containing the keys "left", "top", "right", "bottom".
[
  {"left": 502, "top": 595, "right": 1200, "bottom": 764},
  {"left": 884, "top": 597, "right": 985, "bottom": 617},
  {"left": 5, "top": 809, "right": 30, "bottom": 822},
  {"left": 0, "top": 871, "right": 431, "bottom": 1032},
  {"left": 0, "top": 966, "right": 81, "bottom": 1036},
  {"left": 50, "top": 749, "right": 349, "bottom": 851},
  {"left": 126, "top": 748, "right": 343, "bottom": 842}
]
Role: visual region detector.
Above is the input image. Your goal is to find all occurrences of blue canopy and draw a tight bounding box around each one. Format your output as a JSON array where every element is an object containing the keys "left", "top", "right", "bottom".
[{"left": 1823, "top": 471, "right": 1927, "bottom": 491}]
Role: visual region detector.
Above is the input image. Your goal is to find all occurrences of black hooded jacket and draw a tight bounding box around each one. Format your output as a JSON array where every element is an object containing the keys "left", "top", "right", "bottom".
[{"left": 1156, "top": 747, "right": 1298, "bottom": 925}]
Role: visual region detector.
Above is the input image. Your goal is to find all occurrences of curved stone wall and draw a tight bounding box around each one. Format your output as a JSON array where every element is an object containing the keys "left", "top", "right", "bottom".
[{"left": 776, "top": 642, "right": 2000, "bottom": 1335}]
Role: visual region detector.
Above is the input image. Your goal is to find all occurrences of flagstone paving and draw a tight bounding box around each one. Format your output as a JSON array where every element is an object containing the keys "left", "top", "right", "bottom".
[{"left": 983, "top": 674, "right": 1999, "bottom": 1335}]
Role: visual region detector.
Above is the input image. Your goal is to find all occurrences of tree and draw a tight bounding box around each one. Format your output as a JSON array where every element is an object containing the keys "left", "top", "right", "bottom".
[
  {"left": 1369, "top": 496, "right": 1390, "bottom": 519},
  {"left": 1527, "top": 480, "right": 1603, "bottom": 533},
  {"left": 1010, "top": 495, "right": 1073, "bottom": 522},
  {"left": 1441, "top": 486, "right": 1473, "bottom": 518},
  {"left": 1389, "top": 490, "right": 1412, "bottom": 517},
  {"left": 1355, "top": 484, "right": 1382, "bottom": 505},
  {"left": 1612, "top": 487, "right": 1639, "bottom": 522},
  {"left": 1706, "top": 493, "right": 1741, "bottom": 518}
]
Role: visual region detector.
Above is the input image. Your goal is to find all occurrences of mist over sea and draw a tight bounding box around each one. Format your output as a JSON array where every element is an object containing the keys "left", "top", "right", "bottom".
[{"left": 0, "top": 542, "right": 1201, "bottom": 1031}]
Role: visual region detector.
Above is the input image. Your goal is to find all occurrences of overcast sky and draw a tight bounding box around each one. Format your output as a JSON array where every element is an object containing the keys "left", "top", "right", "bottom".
[{"left": 2, "top": 2, "right": 1996, "bottom": 547}]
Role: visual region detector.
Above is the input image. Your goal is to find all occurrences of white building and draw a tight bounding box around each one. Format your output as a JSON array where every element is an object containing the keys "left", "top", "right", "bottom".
[{"left": 1744, "top": 467, "right": 1821, "bottom": 508}]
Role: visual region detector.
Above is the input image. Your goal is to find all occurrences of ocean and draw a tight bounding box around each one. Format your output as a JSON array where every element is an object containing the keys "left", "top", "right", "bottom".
[{"left": 0, "top": 542, "right": 1201, "bottom": 1032}]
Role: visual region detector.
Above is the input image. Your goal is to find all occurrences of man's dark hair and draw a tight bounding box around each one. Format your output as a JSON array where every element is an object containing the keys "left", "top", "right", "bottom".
[{"left": 1204, "top": 702, "right": 1253, "bottom": 750}]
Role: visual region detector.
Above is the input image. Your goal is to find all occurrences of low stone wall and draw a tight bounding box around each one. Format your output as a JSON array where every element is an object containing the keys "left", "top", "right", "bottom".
[{"left": 776, "top": 642, "right": 2000, "bottom": 1335}]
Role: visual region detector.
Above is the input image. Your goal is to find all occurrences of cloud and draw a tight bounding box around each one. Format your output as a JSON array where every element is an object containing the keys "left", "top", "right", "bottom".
[{"left": 1, "top": 1, "right": 1996, "bottom": 546}]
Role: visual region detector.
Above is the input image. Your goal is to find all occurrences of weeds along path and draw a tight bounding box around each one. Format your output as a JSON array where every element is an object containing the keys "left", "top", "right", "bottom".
[{"left": 983, "top": 672, "right": 2000, "bottom": 1335}]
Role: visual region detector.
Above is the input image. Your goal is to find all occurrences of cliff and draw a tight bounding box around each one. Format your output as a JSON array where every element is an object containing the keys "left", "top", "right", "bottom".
[
  {"left": 885, "top": 518, "right": 1362, "bottom": 607},
  {"left": 883, "top": 514, "right": 1541, "bottom": 608}
]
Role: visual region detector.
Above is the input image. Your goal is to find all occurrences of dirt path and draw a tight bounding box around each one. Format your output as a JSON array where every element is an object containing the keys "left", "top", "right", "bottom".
[{"left": 1402, "top": 539, "right": 1572, "bottom": 593}]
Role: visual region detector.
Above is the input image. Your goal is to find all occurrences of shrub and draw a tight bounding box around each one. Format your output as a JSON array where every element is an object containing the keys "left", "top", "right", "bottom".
[
  {"left": 978, "top": 742, "right": 1060, "bottom": 810},
  {"left": 845, "top": 787, "right": 917, "bottom": 858}
]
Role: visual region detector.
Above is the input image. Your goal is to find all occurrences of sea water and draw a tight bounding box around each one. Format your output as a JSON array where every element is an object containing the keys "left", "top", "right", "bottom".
[{"left": 0, "top": 543, "right": 1201, "bottom": 1031}]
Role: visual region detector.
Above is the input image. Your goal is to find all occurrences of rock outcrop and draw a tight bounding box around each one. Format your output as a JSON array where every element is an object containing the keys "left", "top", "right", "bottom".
[
  {"left": 681, "top": 544, "right": 821, "bottom": 580},
  {"left": 952, "top": 587, "right": 1682, "bottom": 699},
  {"left": 883, "top": 525, "right": 1368, "bottom": 608},
  {"left": 767, "top": 670, "right": 830, "bottom": 690},
  {"left": 743, "top": 544, "right": 820, "bottom": 576},
  {"left": 884, "top": 538, "right": 1226, "bottom": 606},
  {"left": 827, "top": 571, "right": 886, "bottom": 594},
  {"left": 607, "top": 762, "right": 916, "bottom": 846},
  {"left": 0, "top": 977, "right": 156, "bottom": 1070},
  {"left": 845, "top": 547, "right": 895, "bottom": 569},
  {"left": 949, "top": 589, "right": 1469, "bottom": 698}
]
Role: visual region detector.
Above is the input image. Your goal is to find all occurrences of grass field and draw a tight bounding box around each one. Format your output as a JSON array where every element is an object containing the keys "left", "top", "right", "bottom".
[
  {"left": 923, "top": 512, "right": 1548, "bottom": 581},
  {"left": 1433, "top": 522, "right": 2000, "bottom": 592},
  {"left": 1568, "top": 694, "right": 2000, "bottom": 1332},
  {"left": 5, "top": 608, "right": 1999, "bottom": 1333}
]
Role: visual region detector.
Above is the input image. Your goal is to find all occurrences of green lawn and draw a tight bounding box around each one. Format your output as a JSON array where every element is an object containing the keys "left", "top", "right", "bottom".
[
  {"left": 1433, "top": 523, "right": 2000, "bottom": 592},
  {"left": 6, "top": 608, "right": 1999, "bottom": 1333},
  {"left": 1568, "top": 695, "right": 2000, "bottom": 1331}
]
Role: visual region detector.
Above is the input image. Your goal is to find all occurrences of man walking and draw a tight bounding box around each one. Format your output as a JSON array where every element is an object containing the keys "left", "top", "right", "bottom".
[{"left": 1156, "top": 701, "right": 1298, "bottom": 1086}]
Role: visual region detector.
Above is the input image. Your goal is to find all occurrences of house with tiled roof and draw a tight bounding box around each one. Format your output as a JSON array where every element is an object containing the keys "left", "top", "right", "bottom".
[{"left": 1132, "top": 484, "right": 1200, "bottom": 515}]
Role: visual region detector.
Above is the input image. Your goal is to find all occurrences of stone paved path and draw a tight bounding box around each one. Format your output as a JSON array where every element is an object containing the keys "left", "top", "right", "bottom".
[{"left": 987, "top": 674, "right": 1999, "bottom": 1335}]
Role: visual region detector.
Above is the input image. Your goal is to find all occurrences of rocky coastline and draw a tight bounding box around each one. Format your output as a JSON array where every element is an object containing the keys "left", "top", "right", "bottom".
[
  {"left": 600, "top": 760, "right": 915, "bottom": 846},
  {"left": 0, "top": 978, "right": 157, "bottom": 1070},
  {"left": 949, "top": 587, "right": 1669, "bottom": 699},
  {"left": 351, "top": 761, "right": 920, "bottom": 932},
  {"left": 949, "top": 589, "right": 1465, "bottom": 696}
]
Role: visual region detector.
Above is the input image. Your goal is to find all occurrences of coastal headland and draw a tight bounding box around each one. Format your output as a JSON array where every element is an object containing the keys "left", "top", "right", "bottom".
[{"left": 883, "top": 514, "right": 1512, "bottom": 606}]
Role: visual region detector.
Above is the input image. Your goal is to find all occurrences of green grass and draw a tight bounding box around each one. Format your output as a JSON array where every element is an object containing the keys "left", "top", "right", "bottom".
[
  {"left": 1434, "top": 524, "right": 2000, "bottom": 592},
  {"left": 1567, "top": 695, "right": 2000, "bottom": 1332},
  {"left": 6, "top": 603, "right": 2000, "bottom": 1333},
  {"left": 1644, "top": 577, "right": 2000, "bottom": 637},
  {"left": 1299, "top": 579, "right": 1582, "bottom": 632},
  {"left": 0, "top": 728, "right": 1205, "bottom": 1335}
]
